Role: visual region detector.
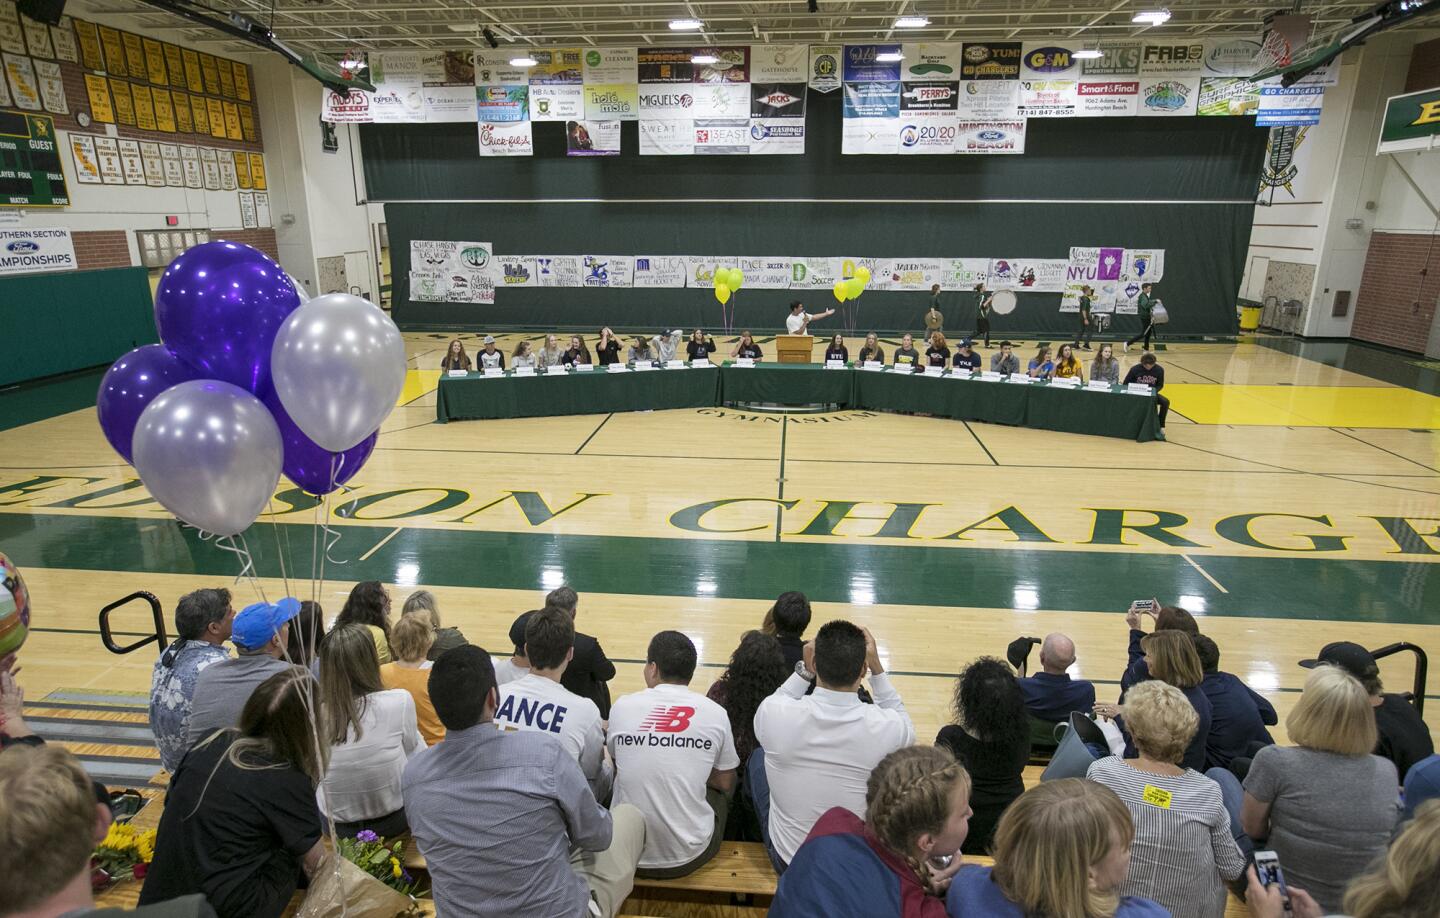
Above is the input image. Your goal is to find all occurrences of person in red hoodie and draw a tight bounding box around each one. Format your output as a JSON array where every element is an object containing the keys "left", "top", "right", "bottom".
[{"left": 769, "top": 746, "right": 971, "bottom": 917}]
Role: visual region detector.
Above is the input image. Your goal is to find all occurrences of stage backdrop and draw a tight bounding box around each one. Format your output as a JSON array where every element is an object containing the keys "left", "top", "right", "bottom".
[{"left": 362, "top": 92, "right": 1266, "bottom": 337}]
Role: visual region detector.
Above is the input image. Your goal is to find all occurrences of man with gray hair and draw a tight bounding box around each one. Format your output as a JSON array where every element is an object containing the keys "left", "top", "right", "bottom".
[
  {"left": 546, "top": 585, "right": 617, "bottom": 718},
  {"left": 148, "top": 588, "right": 235, "bottom": 773},
  {"left": 1016, "top": 632, "right": 1096, "bottom": 726}
]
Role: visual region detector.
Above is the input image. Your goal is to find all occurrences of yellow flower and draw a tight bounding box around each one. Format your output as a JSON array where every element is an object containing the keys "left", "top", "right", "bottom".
[{"left": 390, "top": 857, "right": 401, "bottom": 879}]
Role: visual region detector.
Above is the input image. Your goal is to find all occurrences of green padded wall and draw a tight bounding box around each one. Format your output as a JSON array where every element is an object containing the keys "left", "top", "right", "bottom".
[{"left": 0, "top": 266, "right": 157, "bottom": 386}]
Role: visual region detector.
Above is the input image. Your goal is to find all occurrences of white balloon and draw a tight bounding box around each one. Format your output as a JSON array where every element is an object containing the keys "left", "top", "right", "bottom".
[
  {"left": 287, "top": 274, "right": 311, "bottom": 304},
  {"left": 132, "top": 380, "right": 283, "bottom": 537},
  {"left": 270, "top": 293, "right": 406, "bottom": 452}
]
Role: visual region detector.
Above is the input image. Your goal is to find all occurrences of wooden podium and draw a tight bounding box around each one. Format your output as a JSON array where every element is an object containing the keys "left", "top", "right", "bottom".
[{"left": 775, "top": 334, "right": 814, "bottom": 364}]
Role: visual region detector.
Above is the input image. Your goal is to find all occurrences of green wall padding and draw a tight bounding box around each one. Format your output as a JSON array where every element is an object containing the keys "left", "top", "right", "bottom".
[{"left": 0, "top": 266, "right": 157, "bottom": 386}]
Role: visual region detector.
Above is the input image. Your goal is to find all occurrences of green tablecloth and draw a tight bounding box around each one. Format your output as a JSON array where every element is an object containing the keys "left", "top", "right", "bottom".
[{"left": 435, "top": 363, "right": 1160, "bottom": 441}]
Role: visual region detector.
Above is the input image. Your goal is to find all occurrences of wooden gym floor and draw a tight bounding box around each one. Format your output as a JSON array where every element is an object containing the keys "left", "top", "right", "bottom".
[{"left": 2, "top": 331, "right": 1438, "bottom": 770}]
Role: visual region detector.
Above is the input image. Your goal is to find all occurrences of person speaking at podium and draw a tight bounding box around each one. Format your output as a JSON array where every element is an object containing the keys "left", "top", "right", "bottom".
[{"left": 786, "top": 301, "right": 835, "bottom": 335}]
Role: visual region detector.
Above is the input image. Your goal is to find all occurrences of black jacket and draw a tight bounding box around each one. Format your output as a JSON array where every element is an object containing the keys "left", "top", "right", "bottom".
[{"left": 561, "top": 631, "right": 616, "bottom": 718}]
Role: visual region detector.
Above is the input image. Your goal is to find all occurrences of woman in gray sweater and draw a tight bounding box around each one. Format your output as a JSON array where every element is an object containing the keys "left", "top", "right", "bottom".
[{"left": 1091, "top": 343, "right": 1121, "bottom": 384}]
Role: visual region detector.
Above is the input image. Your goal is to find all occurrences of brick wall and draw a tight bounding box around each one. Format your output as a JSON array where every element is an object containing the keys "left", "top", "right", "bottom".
[
  {"left": 1351, "top": 232, "right": 1440, "bottom": 351},
  {"left": 71, "top": 229, "right": 133, "bottom": 269},
  {"left": 210, "top": 228, "right": 279, "bottom": 261},
  {"left": 1404, "top": 37, "right": 1440, "bottom": 93}
]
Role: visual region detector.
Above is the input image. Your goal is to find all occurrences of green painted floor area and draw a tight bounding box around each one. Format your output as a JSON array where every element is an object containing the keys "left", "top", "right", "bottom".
[{"left": 4, "top": 511, "right": 1438, "bottom": 626}]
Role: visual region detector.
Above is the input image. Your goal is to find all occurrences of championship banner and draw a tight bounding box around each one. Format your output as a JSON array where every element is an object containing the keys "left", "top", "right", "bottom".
[
  {"left": 0, "top": 227, "right": 74, "bottom": 275},
  {"left": 808, "top": 45, "right": 841, "bottom": 93},
  {"left": 566, "top": 119, "right": 620, "bottom": 155},
  {"left": 959, "top": 42, "right": 1021, "bottom": 80},
  {"left": 632, "top": 256, "right": 689, "bottom": 287}
]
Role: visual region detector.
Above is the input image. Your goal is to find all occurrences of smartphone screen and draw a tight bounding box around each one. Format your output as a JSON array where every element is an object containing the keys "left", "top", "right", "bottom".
[
  {"left": 1133, "top": 599, "right": 1155, "bottom": 612},
  {"left": 1255, "top": 850, "right": 1291, "bottom": 909}
]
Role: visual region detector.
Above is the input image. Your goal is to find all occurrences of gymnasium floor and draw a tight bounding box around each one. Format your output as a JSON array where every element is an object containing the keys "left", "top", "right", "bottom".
[{"left": 2, "top": 331, "right": 1438, "bottom": 776}]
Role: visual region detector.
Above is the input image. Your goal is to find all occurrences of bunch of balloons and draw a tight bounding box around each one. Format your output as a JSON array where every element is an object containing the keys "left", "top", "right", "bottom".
[
  {"left": 832, "top": 265, "right": 872, "bottom": 303},
  {"left": 713, "top": 266, "right": 744, "bottom": 305},
  {"left": 95, "top": 242, "right": 405, "bottom": 538}
]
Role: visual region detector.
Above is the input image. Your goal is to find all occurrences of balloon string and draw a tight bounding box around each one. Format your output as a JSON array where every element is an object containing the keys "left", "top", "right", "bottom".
[
  {"left": 322, "top": 523, "right": 346, "bottom": 566},
  {"left": 236, "top": 532, "right": 268, "bottom": 604},
  {"left": 210, "top": 534, "right": 259, "bottom": 594},
  {"left": 267, "top": 496, "right": 292, "bottom": 600}
]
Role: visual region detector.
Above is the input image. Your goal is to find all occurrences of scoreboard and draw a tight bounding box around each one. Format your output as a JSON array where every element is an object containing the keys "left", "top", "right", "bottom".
[{"left": 0, "top": 110, "right": 69, "bottom": 208}]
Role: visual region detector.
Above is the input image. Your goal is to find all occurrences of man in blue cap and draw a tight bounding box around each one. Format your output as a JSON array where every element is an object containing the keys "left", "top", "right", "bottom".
[{"left": 184, "top": 597, "right": 303, "bottom": 752}]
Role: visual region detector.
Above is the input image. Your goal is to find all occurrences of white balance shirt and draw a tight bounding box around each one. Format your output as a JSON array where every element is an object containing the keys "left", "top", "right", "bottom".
[
  {"left": 753, "top": 672, "right": 915, "bottom": 864},
  {"left": 608, "top": 683, "right": 740, "bottom": 869},
  {"left": 494, "top": 672, "right": 612, "bottom": 800},
  {"left": 492, "top": 656, "right": 529, "bottom": 686},
  {"left": 319, "top": 688, "right": 424, "bottom": 822}
]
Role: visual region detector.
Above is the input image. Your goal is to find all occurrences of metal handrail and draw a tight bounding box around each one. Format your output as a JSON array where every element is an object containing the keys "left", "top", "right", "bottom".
[
  {"left": 98, "top": 591, "right": 167, "bottom": 655},
  {"left": 1371, "top": 642, "right": 1428, "bottom": 716}
]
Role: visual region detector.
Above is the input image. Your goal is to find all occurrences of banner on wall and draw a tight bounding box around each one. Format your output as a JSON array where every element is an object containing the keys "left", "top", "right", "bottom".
[
  {"left": 566, "top": 119, "right": 621, "bottom": 155},
  {"left": 955, "top": 80, "right": 1020, "bottom": 119},
  {"left": 1114, "top": 248, "right": 1166, "bottom": 313},
  {"left": 959, "top": 42, "right": 1021, "bottom": 80},
  {"left": 529, "top": 48, "right": 584, "bottom": 121},
  {"left": 1060, "top": 246, "right": 1124, "bottom": 312},
  {"left": 808, "top": 45, "right": 841, "bottom": 93},
  {"left": 685, "top": 256, "right": 722, "bottom": 288},
  {"left": 789, "top": 256, "right": 840, "bottom": 288},
  {"left": 582, "top": 255, "right": 635, "bottom": 286},
  {"left": 956, "top": 120, "right": 1025, "bottom": 154},
  {"left": 582, "top": 47, "right": 638, "bottom": 120},
  {"left": 739, "top": 256, "right": 796, "bottom": 288},
  {"left": 1140, "top": 41, "right": 1206, "bottom": 76},
  {"left": 945, "top": 257, "right": 991, "bottom": 289},
  {"left": 409, "top": 239, "right": 497, "bottom": 303},
  {"left": 478, "top": 118, "right": 532, "bottom": 156},
  {"left": 1139, "top": 77, "right": 1201, "bottom": 116},
  {"left": 751, "top": 44, "right": 808, "bottom": 82},
  {"left": 632, "top": 256, "right": 689, "bottom": 287},
  {"left": 1257, "top": 85, "right": 1324, "bottom": 126},
  {"left": 901, "top": 43, "right": 962, "bottom": 80},
  {"left": 638, "top": 119, "right": 690, "bottom": 154},
  {"left": 879, "top": 259, "right": 946, "bottom": 290},
  {"left": 1198, "top": 78, "right": 1260, "bottom": 116},
  {"left": 1203, "top": 38, "right": 1262, "bottom": 78},
  {"left": 498, "top": 255, "right": 538, "bottom": 287},
  {"left": 1077, "top": 81, "right": 1139, "bottom": 117},
  {"left": 0, "top": 227, "right": 75, "bottom": 275},
  {"left": 1018, "top": 80, "right": 1076, "bottom": 118},
  {"left": 535, "top": 255, "right": 583, "bottom": 287}
]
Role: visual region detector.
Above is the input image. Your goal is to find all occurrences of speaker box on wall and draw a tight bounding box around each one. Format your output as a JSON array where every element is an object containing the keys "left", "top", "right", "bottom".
[{"left": 17, "top": 0, "right": 66, "bottom": 26}]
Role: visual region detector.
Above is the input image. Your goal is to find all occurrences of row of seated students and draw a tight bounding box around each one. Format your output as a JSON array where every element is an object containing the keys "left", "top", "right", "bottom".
[{"left": 3, "top": 586, "right": 1436, "bottom": 918}]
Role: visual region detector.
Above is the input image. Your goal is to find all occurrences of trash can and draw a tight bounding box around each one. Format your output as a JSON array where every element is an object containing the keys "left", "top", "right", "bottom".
[{"left": 1239, "top": 305, "right": 1262, "bottom": 330}]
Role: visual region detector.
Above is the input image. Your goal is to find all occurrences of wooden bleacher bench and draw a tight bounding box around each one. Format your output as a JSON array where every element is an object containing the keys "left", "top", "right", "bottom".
[{"left": 632, "top": 841, "right": 776, "bottom": 896}]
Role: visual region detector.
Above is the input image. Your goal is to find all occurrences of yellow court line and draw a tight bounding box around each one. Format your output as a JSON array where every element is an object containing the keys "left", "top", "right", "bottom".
[
  {"left": 397, "top": 369, "right": 442, "bottom": 406},
  {"left": 1167, "top": 384, "right": 1440, "bottom": 428}
]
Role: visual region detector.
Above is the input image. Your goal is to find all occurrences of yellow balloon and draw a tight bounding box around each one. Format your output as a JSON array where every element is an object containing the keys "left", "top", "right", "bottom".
[
  {"left": 856, "top": 266, "right": 872, "bottom": 285},
  {"left": 728, "top": 269, "right": 744, "bottom": 291},
  {"left": 715, "top": 282, "right": 731, "bottom": 305},
  {"left": 846, "top": 278, "right": 864, "bottom": 299},
  {"left": 832, "top": 280, "right": 849, "bottom": 302}
]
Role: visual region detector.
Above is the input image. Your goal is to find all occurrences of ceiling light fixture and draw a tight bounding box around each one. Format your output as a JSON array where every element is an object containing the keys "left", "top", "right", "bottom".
[
  {"left": 893, "top": 16, "right": 929, "bottom": 28},
  {"left": 668, "top": 18, "right": 704, "bottom": 30},
  {"left": 510, "top": 56, "right": 538, "bottom": 67},
  {"left": 1073, "top": 48, "right": 1104, "bottom": 59},
  {"left": 691, "top": 54, "right": 718, "bottom": 64},
  {"left": 1131, "top": 9, "right": 1171, "bottom": 25},
  {"left": 876, "top": 51, "right": 904, "bottom": 62}
]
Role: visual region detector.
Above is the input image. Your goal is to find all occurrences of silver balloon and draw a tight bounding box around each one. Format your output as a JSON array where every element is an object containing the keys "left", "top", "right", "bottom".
[
  {"left": 132, "top": 380, "right": 284, "bottom": 537},
  {"left": 287, "top": 274, "right": 312, "bottom": 304},
  {"left": 270, "top": 293, "right": 406, "bottom": 452}
]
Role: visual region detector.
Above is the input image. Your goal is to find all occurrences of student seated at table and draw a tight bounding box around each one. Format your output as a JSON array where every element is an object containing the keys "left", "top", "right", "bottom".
[
  {"left": 892, "top": 333, "right": 920, "bottom": 370},
  {"left": 595, "top": 328, "right": 622, "bottom": 365},
  {"left": 652, "top": 329, "right": 683, "bottom": 363},
  {"left": 440, "top": 339, "right": 471, "bottom": 372},
  {"left": 1027, "top": 345, "right": 1054, "bottom": 379},
  {"left": 629, "top": 335, "right": 655, "bottom": 364},
  {"left": 511, "top": 340, "right": 536, "bottom": 369},
  {"left": 731, "top": 330, "right": 763, "bottom": 361},
  {"left": 925, "top": 332, "right": 950, "bottom": 368},
  {"left": 1124, "top": 353, "right": 1169, "bottom": 429},
  {"left": 687, "top": 329, "right": 718, "bottom": 362},
  {"left": 474, "top": 335, "right": 504, "bottom": 371},
  {"left": 824, "top": 334, "right": 849, "bottom": 364},
  {"left": 990, "top": 341, "right": 1020, "bottom": 375},
  {"left": 561, "top": 335, "right": 592, "bottom": 366},
  {"left": 857, "top": 332, "right": 884, "bottom": 365},
  {"left": 952, "top": 338, "right": 981, "bottom": 371},
  {"left": 1091, "top": 343, "right": 1120, "bottom": 384},
  {"left": 1053, "top": 343, "right": 1084, "bottom": 382},
  {"left": 538, "top": 334, "right": 564, "bottom": 368}
]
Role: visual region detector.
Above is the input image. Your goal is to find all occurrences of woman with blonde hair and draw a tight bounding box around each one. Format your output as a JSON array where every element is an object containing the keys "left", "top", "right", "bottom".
[
  {"left": 510, "top": 339, "right": 536, "bottom": 369},
  {"left": 380, "top": 614, "right": 444, "bottom": 746},
  {"left": 537, "top": 333, "right": 564, "bottom": 368},
  {"left": 1099, "top": 629, "right": 1212, "bottom": 771},
  {"left": 770, "top": 746, "right": 971, "bottom": 916},
  {"left": 947, "top": 779, "right": 1168, "bottom": 917},
  {"left": 1343, "top": 799, "right": 1440, "bottom": 918},
  {"left": 401, "top": 589, "right": 467, "bottom": 660},
  {"left": 731, "top": 330, "right": 763, "bottom": 361},
  {"left": 1087, "top": 681, "right": 1244, "bottom": 918}
]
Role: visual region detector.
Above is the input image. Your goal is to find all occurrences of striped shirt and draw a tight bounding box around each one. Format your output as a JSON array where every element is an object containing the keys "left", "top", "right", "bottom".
[{"left": 1087, "top": 757, "right": 1246, "bottom": 918}]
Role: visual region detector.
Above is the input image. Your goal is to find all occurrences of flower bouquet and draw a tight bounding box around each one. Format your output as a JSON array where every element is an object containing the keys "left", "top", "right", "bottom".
[
  {"left": 92, "top": 821, "right": 157, "bottom": 886},
  {"left": 296, "top": 830, "right": 425, "bottom": 918}
]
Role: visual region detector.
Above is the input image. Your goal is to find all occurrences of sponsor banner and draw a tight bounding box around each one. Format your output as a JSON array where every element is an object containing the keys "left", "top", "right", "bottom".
[
  {"left": 841, "top": 116, "right": 897, "bottom": 154},
  {"left": 638, "top": 47, "right": 693, "bottom": 84},
  {"left": 689, "top": 82, "right": 750, "bottom": 118},
  {"left": 1259, "top": 58, "right": 1338, "bottom": 88},
  {"left": 582, "top": 48, "right": 637, "bottom": 85},
  {"left": 789, "top": 257, "right": 841, "bottom": 288},
  {"left": 0, "top": 227, "right": 75, "bottom": 275},
  {"left": 1377, "top": 87, "right": 1440, "bottom": 154},
  {"left": 902, "top": 43, "right": 962, "bottom": 81},
  {"left": 960, "top": 42, "right": 1021, "bottom": 80},
  {"left": 632, "top": 256, "right": 689, "bottom": 287},
  {"left": 956, "top": 121, "right": 1025, "bottom": 154},
  {"left": 1198, "top": 78, "right": 1260, "bottom": 116},
  {"left": 420, "top": 51, "right": 479, "bottom": 122},
  {"left": 582, "top": 255, "right": 634, "bottom": 287},
  {"left": 686, "top": 257, "right": 723, "bottom": 288},
  {"left": 473, "top": 51, "right": 529, "bottom": 86},
  {"left": 693, "top": 118, "right": 750, "bottom": 155},
  {"left": 843, "top": 44, "right": 902, "bottom": 82},
  {"left": 321, "top": 87, "right": 370, "bottom": 123},
  {"left": 843, "top": 81, "right": 900, "bottom": 118},
  {"left": 738, "top": 256, "right": 794, "bottom": 288},
  {"left": 530, "top": 84, "right": 583, "bottom": 121},
  {"left": 535, "top": 255, "right": 583, "bottom": 287},
  {"left": 748, "top": 119, "right": 805, "bottom": 154},
  {"left": 1021, "top": 42, "right": 1080, "bottom": 80},
  {"left": 1204, "top": 38, "right": 1262, "bottom": 77},
  {"left": 898, "top": 111, "right": 958, "bottom": 155},
  {"left": 476, "top": 84, "right": 528, "bottom": 122},
  {"left": 1080, "top": 44, "right": 1140, "bottom": 77},
  {"left": 498, "top": 256, "right": 538, "bottom": 287},
  {"left": 751, "top": 82, "right": 807, "bottom": 118},
  {"left": 1077, "top": 81, "right": 1139, "bottom": 117},
  {"left": 1140, "top": 42, "right": 1206, "bottom": 76},
  {"left": 1018, "top": 81, "right": 1076, "bottom": 118},
  {"left": 369, "top": 52, "right": 427, "bottom": 123},
  {"left": 900, "top": 81, "right": 959, "bottom": 112},
  {"left": 751, "top": 44, "right": 808, "bottom": 83},
  {"left": 639, "top": 86, "right": 698, "bottom": 119},
  {"left": 638, "top": 118, "right": 690, "bottom": 154},
  {"left": 692, "top": 46, "right": 749, "bottom": 83},
  {"left": 956, "top": 80, "right": 1020, "bottom": 119},
  {"left": 477, "top": 120, "right": 533, "bottom": 156},
  {"left": 1257, "top": 85, "right": 1323, "bottom": 126},
  {"left": 880, "top": 258, "right": 946, "bottom": 290},
  {"left": 529, "top": 48, "right": 583, "bottom": 84},
  {"left": 566, "top": 119, "right": 621, "bottom": 156},
  {"left": 945, "top": 258, "right": 991, "bottom": 289},
  {"left": 809, "top": 44, "right": 842, "bottom": 93},
  {"left": 1139, "top": 77, "right": 1200, "bottom": 116},
  {"left": 584, "top": 84, "right": 638, "bottom": 120}
]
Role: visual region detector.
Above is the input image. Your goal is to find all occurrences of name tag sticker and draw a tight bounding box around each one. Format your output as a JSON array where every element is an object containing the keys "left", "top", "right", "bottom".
[{"left": 1141, "top": 785, "right": 1172, "bottom": 808}]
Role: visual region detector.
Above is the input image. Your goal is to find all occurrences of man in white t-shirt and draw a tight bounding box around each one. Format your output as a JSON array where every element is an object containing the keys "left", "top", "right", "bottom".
[
  {"left": 785, "top": 300, "right": 835, "bottom": 335},
  {"left": 493, "top": 607, "right": 612, "bottom": 801},
  {"left": 608, "top": 631, "right": 738, "bottom": 878},
  {"left": 750, "top": 619, "right": 915, "bottom": 871}
]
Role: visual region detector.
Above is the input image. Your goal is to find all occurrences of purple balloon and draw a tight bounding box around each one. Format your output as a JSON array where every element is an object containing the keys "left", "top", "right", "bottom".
[
  {"left": 154, "top": 241, "right": 301, "bottom": 394},
  {"left": 263, "top": 389, "right": 377, "bottom": 495},
  {"left": 96, "top": 344, "right": 202, "bottom": 463}
]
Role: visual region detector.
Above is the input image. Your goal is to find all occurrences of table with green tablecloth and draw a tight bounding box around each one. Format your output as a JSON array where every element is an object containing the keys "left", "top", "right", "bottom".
[{"left": 435, "top": 363, "right": 1161, "bottom": 441}]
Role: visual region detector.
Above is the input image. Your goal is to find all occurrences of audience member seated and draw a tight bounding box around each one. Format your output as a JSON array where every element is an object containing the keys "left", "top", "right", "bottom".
[
  {"left": 1027, "top": 345, "right": 1054, "bottom": 379},
  {"left": 439, "top": 339, "right": 471, "bottom": 372},
  {"left": 1224, "top": 665, "right": 1401, "bottom": 914},
  {"left": 141, "top": 669, "right": 325, "bottom": 918},
  {"left": 893, "top": 333, "right": 921, "bottom": 369},
  {"left": 1102, "top": 630, "right": 1212, "bottom": 773},
  {"left": 380, "top": 614, "right": 444, "bottom": 745},
  {"left": 2, "top": 743, "right": 218, "bottom": 918},
  {"left": 751, "top": 621, "right": 916, "bottom": 871},
  {"left": 476, "top": 335, "right": 505, "bottom": 370},
  {"left": 935, "top": 657, "right": 1031, "bottom": 855},
  {"left": 186, "top": 598, "right": 301, "bottom": 749},
  {"left": 1017, "top": 632, "right": 1097, "bottom": 731},
  {"left": 1403, "top": 753, "right": 1440, "bottom": 818},
  {"left": 334, "top": 580, "right": 394, "bottom": 664},
  {"left": 285, "top": 600, "right": 323, "bottom": 675},
  {"left": 947, "top": 779, "right": 1168, "bottom": 918},
  {"left": 539, "top": 334, "right": 564, "bottom": 367},
  {"left": 825, "top": 333, "right": 850, "bottom": 364},
  {"left": 1192, "top": 634, "right": 1275, "bottom": 772},
  {"left": 706, "top": 630, "right": 788, "bottom": 840},
  {"left": 1087, "top": 681, "right": 1244, "bottom": 918},
  {"left": 495, "top": 610, "right": 534, "bottom": 684},
  {"left": 149, "top": 587, "right": 234, "bottom": 774},
  {"left": 731, "top": 330, "right": 763, "bottom": 361},
  {"left": 629, "top": 335, "right": 654, "bottom": 364},
  {"left": 952, "top": 338, "right": 981, "bottom": 371},
  {"left": 686, "top": 329, "right": 718, "bottom": 362},
  {"left": 403, "top": 646, "right": 644, "bottom": 918},
  {"left": 1092, "top": 343, "right": 1122, "bottom": 384},
  {"left": 857, "top": 332, "right": 884, "bottom": 365},
  {"left": 562, "top": 335, "right": 593, "bottom": 366},
  {"left": 1299, "top": 640, "right": 1433, "bottom": 783},
  {"left": 1120, "top": 600, "right": 1199, "bottom": 692},
  {"left": 317, "top": 624, "right": 423, "bottom": 838},
  {"left": 1340, "top": 799, "right": 1440, "bottom": 918},
  {"left": 493, "top": 607, "right": 612, "bottom": 800},
  {"left": 400, "top": 589, "right": 467, "bottom": 660},
  {"left": 595, "top": 328, "right": 622, "bottom": 365},
  {"left": 608, "top": 631, "right": 739, "bottom": 878},
  {"left": 512, "top": 339, "right": 537, "bottom": 368},
  {"left": 762, "top": 590, "right": 812, "bottom": 670},
  {"left": 546, "top": 585, "right": 617, "bottom": 717},
  {"left": 990, "top": 341, "right": 1020, "bottom": 375},
  {"left": 770, "top": 746, "right": 970, "bottom": 917}
]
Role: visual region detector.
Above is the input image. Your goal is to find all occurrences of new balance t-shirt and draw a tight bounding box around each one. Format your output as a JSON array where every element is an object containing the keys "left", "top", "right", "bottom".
[
  {"left": 494, "top": 672, "right": 611, "bottom": 799},
  {"left": 607, "top": 683, "right": 740, "bottom": 869}
]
